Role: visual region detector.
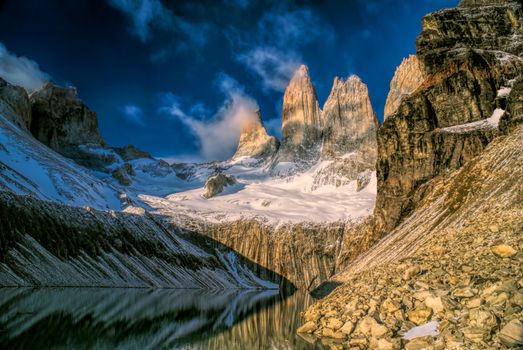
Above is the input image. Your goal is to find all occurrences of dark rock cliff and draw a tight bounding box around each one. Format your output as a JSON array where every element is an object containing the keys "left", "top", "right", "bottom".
[{"left": 375, "top": 0, "right": 523, "bottom": 234}]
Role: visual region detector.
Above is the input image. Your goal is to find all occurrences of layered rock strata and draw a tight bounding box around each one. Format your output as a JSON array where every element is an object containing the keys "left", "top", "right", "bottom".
[
  {"left": 375, "top": 0, "right": 523, "bottom": 234},
  {"left": 233, "top": 110, "right": 279, "bottom": 159},
  {"left": 383, "top": 55, "right": 425, "bottom": 120}
]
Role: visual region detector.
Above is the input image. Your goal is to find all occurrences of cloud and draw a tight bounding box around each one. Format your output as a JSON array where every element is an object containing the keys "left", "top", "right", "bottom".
[
  {"left": 121, "top": 104, "right": 144, "bottom": 126},
  {"left": 231, "top": 4, "right": 334, "bottom": 92},
  {"left": 160, "top": 74, "right": 259, "bottom": 161},
  {"left": 107, "top": 0, "right": 209, "bottom": 49},
  {"left": 238, "top": 47, "right": 300, "bottom": 92},
  {"left": 0, "top": 43, "right": 50, "bottom": 92}
]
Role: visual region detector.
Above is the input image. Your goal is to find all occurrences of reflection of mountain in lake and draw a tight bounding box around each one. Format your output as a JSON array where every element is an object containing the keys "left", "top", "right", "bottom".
[{"left": 0, "top": 288, "right": 326, "bottom": 349}]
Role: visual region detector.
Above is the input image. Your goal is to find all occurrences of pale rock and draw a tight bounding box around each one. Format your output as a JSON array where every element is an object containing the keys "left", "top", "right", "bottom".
[
  {"left": 339, "top": 321, "right": 355, "bottom": 335},
  {"left": 405, "top": 338, "right": 431, "bottom": 350},
  {"left": 233, "top": 110, "right": 279, "bottom": 159},
  {"left": 462, "top": 327, "right": 488, "bottom": 343},
  {"left": 326, "top": 317, "right": 344, "bottom": 331},
  {"left": 384, "top": 54, "right": 425, "bottom": 119},
  {"left": 425, "top": 296, "right": 444, "bottom": 313},
  {"left": 498, "top": 319, "right": 523, "bottom": 347},
  {"left": 297, "top": 321, "right": 317, "bottom": 334},
  {"left": 321, "top": 75, "right": 378, "bottom": 162},
  {"left": 277, "top": 65, "right": 322, "bottom": 164},
  {"left": 490, "top": 244, "right": 517, "bottom": 258},
  {"left": 407, "top": 306, "right": 433, "bottom": 325},
  {"left": 202, "top": 173, "right": 236, "bottom": 199},
  {"left": 321, "top": 327, "right": 345, "bottom": 339}
]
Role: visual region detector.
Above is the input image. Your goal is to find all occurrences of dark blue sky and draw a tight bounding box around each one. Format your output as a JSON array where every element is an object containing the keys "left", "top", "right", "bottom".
[{"left": 0, "top": 0, "right": 459, "bottom": 161}]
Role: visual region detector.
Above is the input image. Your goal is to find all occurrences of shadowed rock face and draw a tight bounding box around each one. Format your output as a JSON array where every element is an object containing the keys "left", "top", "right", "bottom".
[
  {"left": 375, "top": 0, "right": 523, "bottom": 234},
  {"left": 321, "top": 75, "right": 378, "bottom": 163},
  {"left": 203, "top": 173, "right": 236, "bottom": 198},
  {"left": 0, "top": 78, "right": 31, "bottom": 131},
  {"left": 29, "top": 83, "right": 105, "bottom": 159},
  {"left": 277, "top": 65, "right": 322, "bottom": 164},
  {"left": 233, "top": 110, "right": 279, "bottom": 159},
  {"left": 384, "top": 55, "right": 425, "bottom": 120}
]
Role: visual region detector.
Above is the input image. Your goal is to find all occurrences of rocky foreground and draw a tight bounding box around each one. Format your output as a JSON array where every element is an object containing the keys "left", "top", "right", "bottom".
[{"left": 298, "top": 126, "right": 523, "bottom": 349}]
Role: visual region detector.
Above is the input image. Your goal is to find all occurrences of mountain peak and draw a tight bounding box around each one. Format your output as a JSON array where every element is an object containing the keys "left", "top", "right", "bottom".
[
  {"left": 233, "top": 110, "right": 279, "bottom": 159},
  {"left": 383, "top": 54, "right": 425, "bottom": 120}
]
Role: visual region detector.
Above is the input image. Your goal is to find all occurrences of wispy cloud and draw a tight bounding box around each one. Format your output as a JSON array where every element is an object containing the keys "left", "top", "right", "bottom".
[
  {"left": 231, "top": 4, "right": 334, "bottom": 92},
  {"left": 0, "top": 42, "right": 50, "bottom": 92},
  {"left": 160, "top": 73, "right": 259, "bottom": 161},
  {"left": 121, "top": 104, "right": 144, "bottom": 126},
  {"left": 107, "top": 0, "right": 210, "bottom": 52}
]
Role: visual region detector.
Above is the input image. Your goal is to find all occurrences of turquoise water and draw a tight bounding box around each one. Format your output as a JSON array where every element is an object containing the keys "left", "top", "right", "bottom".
[{"left": 0, "top": 288, "right": 327, "bottom": 349}]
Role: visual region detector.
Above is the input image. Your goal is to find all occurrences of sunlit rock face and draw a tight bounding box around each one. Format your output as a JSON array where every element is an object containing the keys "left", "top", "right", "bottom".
[
  {"left": 383, "top": 55, "right": 425, "bottom": 120},
  {"left": 321, "top": 75, "right": 378, "bottom": 163},
  {"left": 375, "top": 0, "right": 523, "bottom": 234},
  {"left": 0, "top": 78, "right": 31, "bottom": 131},
  {"left": 233, "top": 110, "right": 279, "bottom": 159},
  {"left": 277, "top": 65, "right": 322, "bottom": 164}
]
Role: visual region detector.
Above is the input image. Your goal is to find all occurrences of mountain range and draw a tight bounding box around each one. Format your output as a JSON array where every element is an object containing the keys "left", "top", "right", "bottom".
[{"left": 0, "top": 0, "right": 521, "bottom": 348}]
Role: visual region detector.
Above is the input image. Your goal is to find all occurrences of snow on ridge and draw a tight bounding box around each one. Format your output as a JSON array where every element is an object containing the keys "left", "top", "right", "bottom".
[
  {"left": 0, "top": 114, "right": 121, "bottom": 210},
  {"left": 440, "top": 108, "right": 504, "bottom": 134},
  {"left": 497, "top": 86, "right": 511, "bottom": 98}
]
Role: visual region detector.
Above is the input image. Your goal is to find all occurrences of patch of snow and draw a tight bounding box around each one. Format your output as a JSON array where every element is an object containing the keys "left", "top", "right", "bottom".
[
  {"left": 497, "top": 87, "right": 511, "bottom": 98},
  {"left": 403, "top": 321, "right": 439, "bottom": 340},
  {"left": 440, "top": 108, "right": 504, "bottom": 133}
]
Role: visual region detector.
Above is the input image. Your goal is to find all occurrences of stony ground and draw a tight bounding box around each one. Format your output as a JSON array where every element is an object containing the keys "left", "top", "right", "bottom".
[{"left": 298, "top": 127, "right": 523, "bottom": 349}]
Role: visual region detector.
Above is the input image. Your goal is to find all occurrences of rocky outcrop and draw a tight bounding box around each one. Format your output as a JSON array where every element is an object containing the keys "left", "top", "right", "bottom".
[
  {"left": 29, "top": 83, "right": 106, "bottom": 167},
  {"left": 203, "top": 173, "right": 236, "bottom": 198},
  {"left": 384, "top": 55, "right": 425, "bottom": 119},
  {"left": 277, "top": 65, "right": 322, "bottom": 164},
  {"left": 112, "top": 144, "right": 152, "bottom": 161},
  {"left": 0, "top": 78, "right": 31, "bottom": 130},
  {"left": 375, "top": 0, "right": 523, "bottom": 234},
  {"left": 299, "top": 124, "right": 523, "bottom": 350},
  {"left": 321, "top": 75, "right": 378, "bottom": 163},
  {"left": 233, "top": 110, "right": 279, "bottom": 159}
]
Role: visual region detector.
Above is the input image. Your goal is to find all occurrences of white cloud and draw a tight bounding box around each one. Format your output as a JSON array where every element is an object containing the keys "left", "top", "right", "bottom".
[
  {"left": 121, "top": 104, "right": 144, "bottom": 126},
  {"left": 0, "top": 43, "right": 50, "bottom": 92},
  {"left": 107, "top": 0, "right": 209, "bottom": 48},
  {"left": 160, "top": 74, "right": 259, "bottom": 161},
  {"left": 238, "top": 47, "right": 300, "bottom": 92},
  {"left": 232, "top": 4, "right": 333, "bottom": 92}
]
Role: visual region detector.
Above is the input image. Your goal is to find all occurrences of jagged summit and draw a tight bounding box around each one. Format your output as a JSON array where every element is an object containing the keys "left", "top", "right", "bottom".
[
  {"left": 233, "top": 110, "right": 279, "bottom": 159},
  {"left": 276, "top": 64, "right": 322, "bottom": 164},
  {"left": 321, "top": 74, "right": 378, "bottom": 161},
  {"left": 383, "top": 54, "right": 425, "bottom": 120}
]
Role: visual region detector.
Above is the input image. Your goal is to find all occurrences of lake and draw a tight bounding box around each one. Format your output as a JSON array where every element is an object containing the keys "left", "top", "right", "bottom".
[{"left": 0, "top": 288, "right": 329, "bottom": 349}]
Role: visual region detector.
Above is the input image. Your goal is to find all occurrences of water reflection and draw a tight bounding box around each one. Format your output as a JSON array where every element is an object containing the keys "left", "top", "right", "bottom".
[{"left": 0, "top": 288, "right": 326, "bottom": 349}]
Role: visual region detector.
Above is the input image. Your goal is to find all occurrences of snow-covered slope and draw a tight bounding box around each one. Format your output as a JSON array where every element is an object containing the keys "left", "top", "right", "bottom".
[
  {"left": 134, "top": 156, "right": 376, "bottom": 226},
  {"left": 0, "top": 115, "right": 121, "bottom": 210}
]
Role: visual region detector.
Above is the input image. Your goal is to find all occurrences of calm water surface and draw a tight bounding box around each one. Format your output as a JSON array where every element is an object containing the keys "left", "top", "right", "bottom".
[{"left": 0, "top": 288, "right": 329, "bottom": 349}]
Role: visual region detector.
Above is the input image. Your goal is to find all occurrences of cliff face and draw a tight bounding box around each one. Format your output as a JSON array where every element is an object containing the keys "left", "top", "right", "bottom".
[
  {"left": 30, "top": 83, "right": 105, "bottom": 154},
  {"left": 375, "top": 0, "right": 523, "bottom": 233},
  {"left": 233, "top": 111, "right": 279, "bottom": 159},
  {"left": 383, "top": 55, "right": 425, "bottom": 120},
  {"left": 277, "top": 65, "right": 322, "bottom": 164},
  {"left": 0, "top": 78, "right": 31, "bottom": 130},
  {"left": 321, "top": 75, "right": 378, "bottom": 164}
]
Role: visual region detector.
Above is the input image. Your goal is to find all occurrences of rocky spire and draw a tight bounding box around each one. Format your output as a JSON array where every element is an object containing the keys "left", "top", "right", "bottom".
[
  {"left": 277, "top": 64, "right": 322, "bottom": 163},
  {"left": 383, "top": 55, "right": 425, "bottom": 120},
  {"left": 321, "top": 75, "right": 378, "bottom": 162},
  {"left": 233, "top": 110, "right": 279, "bottom": 159}
]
